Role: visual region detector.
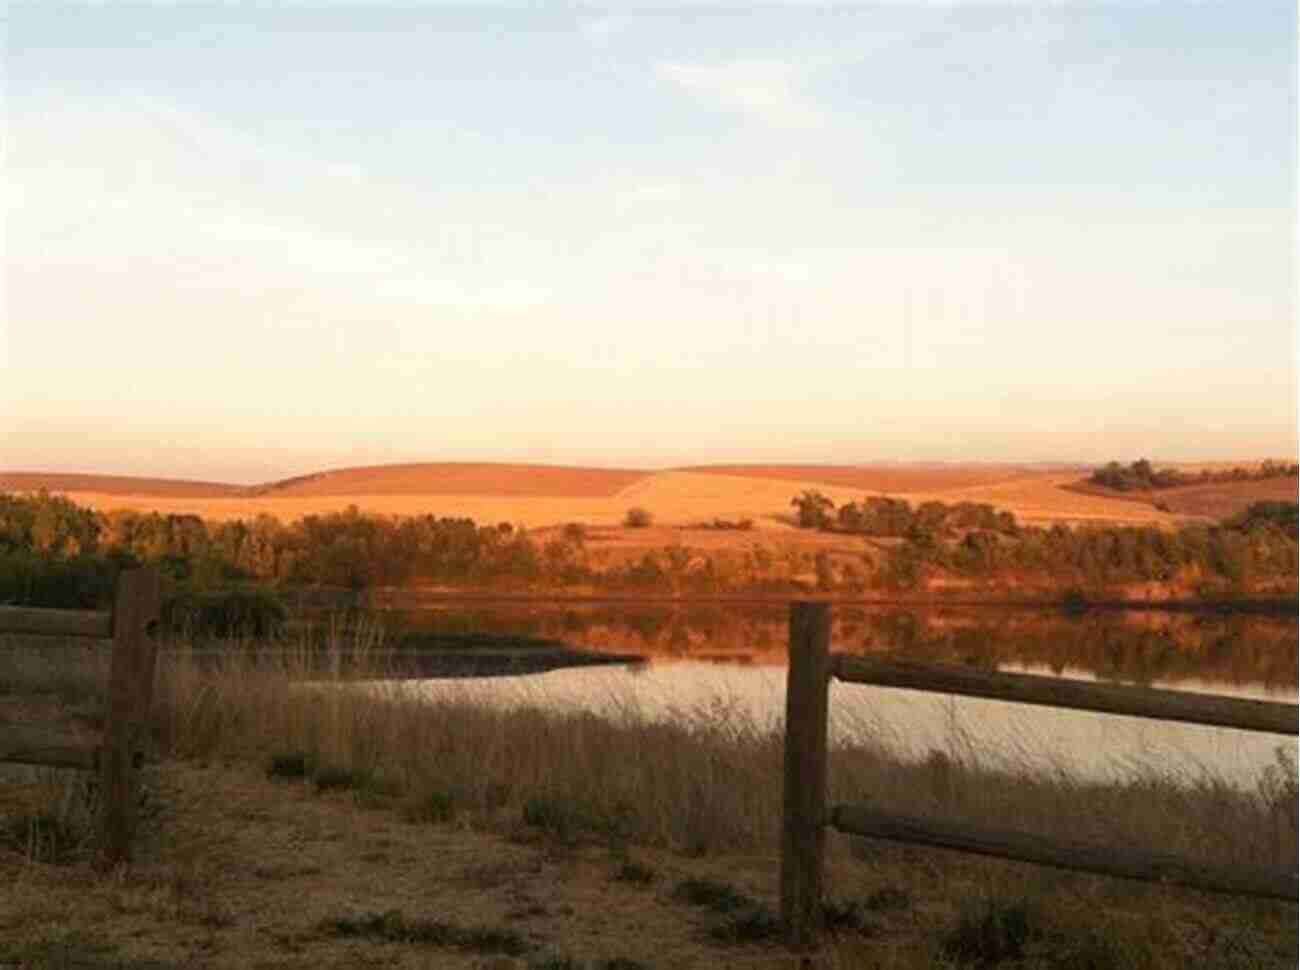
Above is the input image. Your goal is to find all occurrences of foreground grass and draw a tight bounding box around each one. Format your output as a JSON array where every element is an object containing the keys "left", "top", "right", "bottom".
[
  {"left": 0, "top": 634, "right": 1295, "bottom": 968},
  {"left": 136, "top": 636, "right": 1297, "bottom": 871}
]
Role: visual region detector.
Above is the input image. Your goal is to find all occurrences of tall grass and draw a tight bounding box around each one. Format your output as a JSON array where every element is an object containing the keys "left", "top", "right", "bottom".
[{"left": 129, "top": 628, "right": 1299, "bottom": 871}]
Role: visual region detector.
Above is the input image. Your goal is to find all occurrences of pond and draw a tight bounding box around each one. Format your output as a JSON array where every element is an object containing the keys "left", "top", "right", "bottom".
[{"left": 352, "top": 597, "right": 1299, "bottom": 790}]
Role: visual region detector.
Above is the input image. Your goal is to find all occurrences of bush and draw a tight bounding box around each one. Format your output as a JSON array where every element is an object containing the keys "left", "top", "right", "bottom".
[
  {"left": 266, "top": 752, "right": 312, "bottom": 780},
  {"left": 162, "top": 588, "right": 287, "bottom": 638},
  {"left": 623, "top": 508, "right": 653, "bottom": 528},
  {"left": 0, "top": 550, "right": 123, "bottom": 609},
  {"left": 409, "top": 790, "right": 455, "bottom": 824},
  {"left": 942, "top": 896, "right": 1040, "bottom": 966}
]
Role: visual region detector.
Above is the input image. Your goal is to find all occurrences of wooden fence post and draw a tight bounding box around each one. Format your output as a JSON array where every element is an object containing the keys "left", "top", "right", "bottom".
[
  {"left": 781, "top": 601, "right": 833, "bottom": 949},
  {"left": 96, "top": 566, "right": 161, "bottom": 870}
]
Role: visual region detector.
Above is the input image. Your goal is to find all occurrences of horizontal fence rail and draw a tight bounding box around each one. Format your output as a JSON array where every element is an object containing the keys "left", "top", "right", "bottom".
[
  {"left": 0, "top": 605, "right": 113, "bottom": 640},
  {"left": 833, "top": 655, "right": 1299, "bottom": 736},
  {"left": 780, "top": 602, "right": 1300, "bottom": 948},
  {"left": 830, "top": 804, "right": 1299, "bottom": 903},
  {"left": 0, "top": 727, "right": 100, "bottom": 771},
  {"left": 0, "top": 567, "right": 160, "bottom": 869}
]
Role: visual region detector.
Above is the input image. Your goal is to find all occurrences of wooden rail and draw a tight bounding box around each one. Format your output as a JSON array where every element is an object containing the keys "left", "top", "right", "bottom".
[
  {"left": 780, "top": 602, "right": 1300, "bottom": 947},
  {"left": 0, "top": 606, "right": 113, "bottom": 639},
  {"left": 0, "top": 567, "right": 161, "bottom": 869},
  {"left": 830, "top": 803, "right": 1298, "bottom": 903},
  {"left": 834, "top": 655, "right": 1298, "bottom": 736}
]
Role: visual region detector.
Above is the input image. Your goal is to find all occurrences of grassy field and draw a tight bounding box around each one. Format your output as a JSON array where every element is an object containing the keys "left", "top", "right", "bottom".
[
  {"left": 1, "top": 460, "right": 1187, "bottom": 526},
  {"left": 1064, "top": 477, "right": 1298, "bottom": 522},
  {"left": 1, "top": 633, "right": 1295, "bottom": 969}
]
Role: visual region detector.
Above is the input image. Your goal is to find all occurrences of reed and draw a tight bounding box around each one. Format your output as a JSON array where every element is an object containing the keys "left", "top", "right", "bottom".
[{"left": 135, "top": 628, "right": 1297, "bottom": 872}]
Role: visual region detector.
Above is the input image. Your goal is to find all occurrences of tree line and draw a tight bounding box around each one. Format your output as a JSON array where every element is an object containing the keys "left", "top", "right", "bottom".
[
  {"left": 1089, "top": 458, "right": 1298, "bottom": 492},
  {"left": 0, "top": 490, "right": 1295, "bottom": 612},
  {"left": 788, "top": 489, "right": 1298, "bottom": 595}
]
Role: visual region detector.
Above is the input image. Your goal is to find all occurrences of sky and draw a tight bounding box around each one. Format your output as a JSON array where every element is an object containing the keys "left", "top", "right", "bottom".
[{"left": 3, "top": 1, "right": 1296, "bottom": 483}]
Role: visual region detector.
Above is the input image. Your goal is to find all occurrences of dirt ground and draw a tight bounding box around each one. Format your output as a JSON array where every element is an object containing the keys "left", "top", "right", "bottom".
[{"left": 0, "top": 757, "right": 942, "bottom": 970}]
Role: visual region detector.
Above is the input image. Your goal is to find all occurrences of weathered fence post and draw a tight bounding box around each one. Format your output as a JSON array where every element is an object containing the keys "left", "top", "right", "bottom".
[
  {"left": 781, "top": 600, "right": 833, "bottom": 949},
  {"left": 96, "top": 566, "right": 161, "bottom": 870}
]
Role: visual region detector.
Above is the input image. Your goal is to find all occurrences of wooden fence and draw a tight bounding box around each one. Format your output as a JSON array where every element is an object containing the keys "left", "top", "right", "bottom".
[
  {"left": 780, "top": 601, "right": 1299, "bottom": 947},
  {"left": 0, "top": 567, "right": 161, "bottom": 869}
]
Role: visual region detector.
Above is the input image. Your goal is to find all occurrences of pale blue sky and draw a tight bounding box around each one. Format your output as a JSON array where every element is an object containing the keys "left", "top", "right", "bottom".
[{"left": 3, "top": 1, "right": 1295, "bottom": 482}]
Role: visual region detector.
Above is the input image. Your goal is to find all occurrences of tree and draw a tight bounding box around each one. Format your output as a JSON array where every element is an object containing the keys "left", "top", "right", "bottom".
[
  {"left": 791, "top": 490, "right": 834, "bottom": 529},
  {"left": 624, "top": 507, "right": 653, "bottom": 528}
]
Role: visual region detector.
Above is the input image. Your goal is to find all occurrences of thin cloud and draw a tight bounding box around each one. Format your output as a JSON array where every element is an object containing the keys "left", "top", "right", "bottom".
[{"left": 656, "top": 59, "right": 828, "bottom": 130}]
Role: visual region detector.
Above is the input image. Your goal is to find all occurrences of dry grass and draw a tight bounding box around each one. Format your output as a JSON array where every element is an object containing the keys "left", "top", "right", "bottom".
[
  {"left": 1155, "top": 478, "right": 1298, "bottom": 520},
  {"left": 1064, "top": 476, "right": 1298, "bottom": 522},
  {"left": 901, "top": 474, "right": 1185, "bottom": 527},
  {"left": 258, "top": 462, "right": 650, "bottom": 498},
  {"left": 681, "top": 464, "right": 1068, "bottom": 493},
  {"left": 0, "top": 637, "right": 1296, "bottom": 969}
]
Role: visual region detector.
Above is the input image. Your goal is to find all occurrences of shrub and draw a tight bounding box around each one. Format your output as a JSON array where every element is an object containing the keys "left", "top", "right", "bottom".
[
  {"left": 266, "top": 752, "right": 312, "bottom": 780},
  {"left": 313, "top": 765, "right": 367, "bottom": 793},
  {"left": 522, "top": 794, "right": 597, "bottom": 842},
  {"left": 163, "top": 588, "right": 287, "bottom": 639},
  {"left": 324, "top": 910, "right": 528, "bottom": 955},
  {"left": 942, "top": 896, "right": 1040, "bottom": 966},
  {"left": 670, "top": 878, "right": 754, "bottom": 914},
  {"left": 613, "top": 859, "right": 656, "bottom": 885},
  {"left": 0, "top": 810, "right": 91, "bottom": 865},
  {"left": 409, "top": 789, "right": 455, "bottom": 824},
  {"left": 623, "top": 508, "right": 653, "bottom": 529},
  {"left": 863, "top": 886, "right": 911, "bottom": 912}
]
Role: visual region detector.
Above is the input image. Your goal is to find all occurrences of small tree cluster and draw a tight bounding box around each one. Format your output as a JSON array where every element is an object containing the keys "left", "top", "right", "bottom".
[
  {"left": 1090, "top": 458, "right": 1299, "bottom": 492},
  {"left": 624, "top": 507, "right": 653, "bottom": 528}
]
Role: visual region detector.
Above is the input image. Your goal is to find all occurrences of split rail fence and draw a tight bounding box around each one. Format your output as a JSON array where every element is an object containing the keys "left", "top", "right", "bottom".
[
  {"left": 779, "top": 601, "right": 1300, "bottom": 947},
  {"left": 0, "top": 567, "right": 161, "bottom": 868}
]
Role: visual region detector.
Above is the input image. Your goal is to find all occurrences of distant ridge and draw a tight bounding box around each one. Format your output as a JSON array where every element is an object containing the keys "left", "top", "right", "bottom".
[
  {"left": 678, "top": 464, "right": 1070, "bottom": 493},
  {"left": 1, "top": 463, "right": 652, "bottom": 501},
  {"left": 249, "top": 462, "right": 649, "bottom": 498},
  {"left": 0, "top": 472, "right": 246, "bottom": 498}
]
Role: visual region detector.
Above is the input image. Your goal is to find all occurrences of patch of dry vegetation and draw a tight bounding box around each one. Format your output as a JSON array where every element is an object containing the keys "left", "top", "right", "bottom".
[
  {"left": 1154, "top": 477, "right": 1299, "bottom": 520},
  {"left": 1, "top": 636, "right": 1294, "bottom": 968},
  {"left": 257, "top": 463, "right": 650, "bottom": 498},
  {"left": 681, "top": 464, "right": 1063, "bottom": 494}
]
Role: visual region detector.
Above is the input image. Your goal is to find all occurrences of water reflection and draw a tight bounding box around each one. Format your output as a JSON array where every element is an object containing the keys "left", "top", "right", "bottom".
[
  {"left": 398, "top": 658, "right": 1293, "bottom": 791},
  {"left": 371, "top": 598, "right": 1298, "bottom": 695},
  {"left": 329, "top": 598, "right": 1295, "bottom": 791}
]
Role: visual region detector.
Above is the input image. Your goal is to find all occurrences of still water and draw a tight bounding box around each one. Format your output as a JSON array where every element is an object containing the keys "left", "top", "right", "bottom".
[{"left": 372, "top": 598, "right": 1298, "bottom": 790}]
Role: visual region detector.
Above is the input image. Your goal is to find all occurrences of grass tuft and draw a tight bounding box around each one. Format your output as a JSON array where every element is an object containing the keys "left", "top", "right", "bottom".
[
  {"left": 523, "top": 794, "right": 597, "bottom": 842},
  {"left": 613, "top": 859, "right": 656, "bottom": 886},
  {"left": 670, "top": 878, "right": 754, "bottom": 914},
  {"left": 266, "top": 751, "right": 311, "bottom": 780},
  {"left": 708, "top": 904, "right": 781, "bottom": 944},
  {"left": 407, "top": 788, "right": 455, "bottom": 824},
  {"left": 863, "top": 885, "right": 912, "bottom": 912},
  {"left": 942, "top": 895, "right": 1040, "bottom": 967},
  {"left": 312, "top": 765, "right": 367, "bottom": 793},
  {"left": 323, "top": 909, "right": 529, "bottom": 956},
  {"left": 0, "top": 810, "right": 90, "bottom": 865}
]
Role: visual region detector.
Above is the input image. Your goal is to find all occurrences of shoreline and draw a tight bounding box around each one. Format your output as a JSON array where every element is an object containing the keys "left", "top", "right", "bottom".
[{"left": 358, "top": 586, "right": 1299, "bottom": 615}]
